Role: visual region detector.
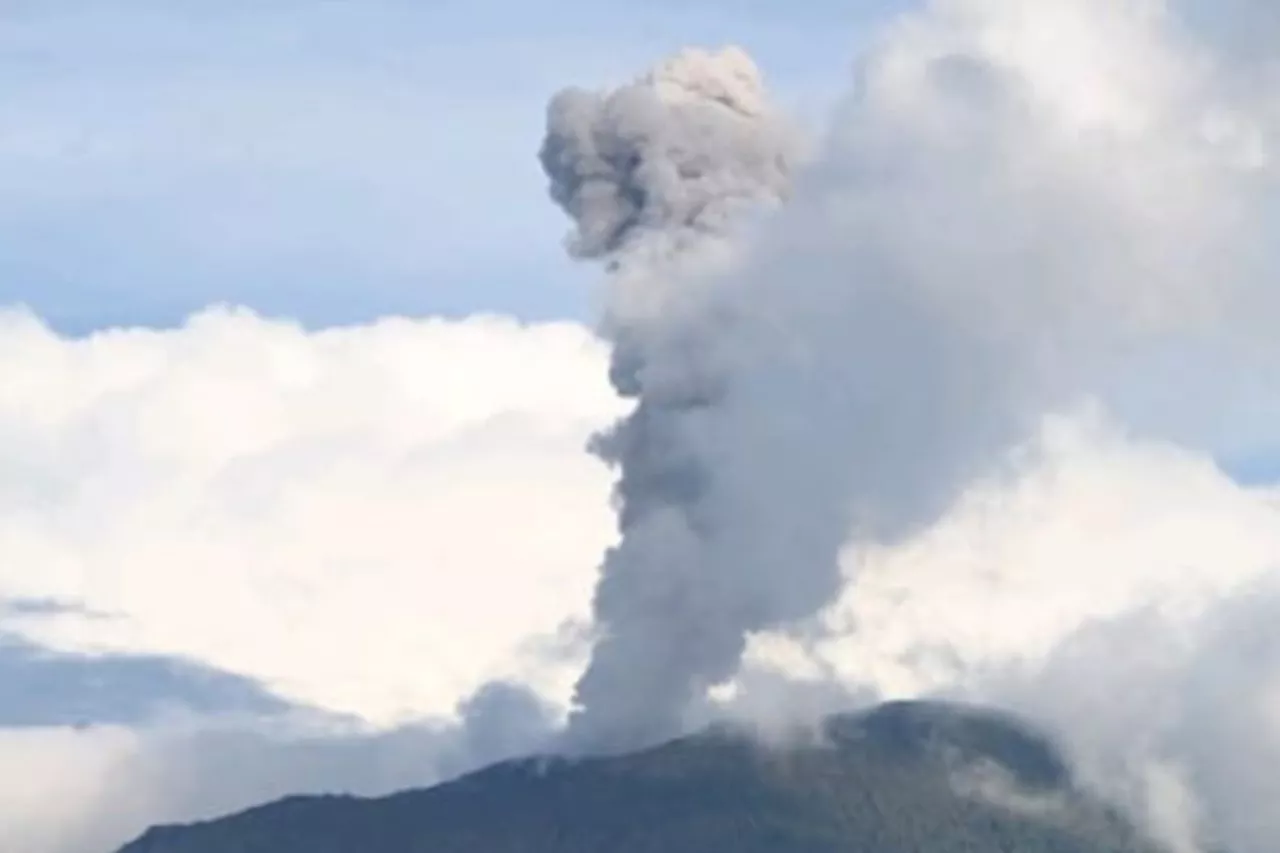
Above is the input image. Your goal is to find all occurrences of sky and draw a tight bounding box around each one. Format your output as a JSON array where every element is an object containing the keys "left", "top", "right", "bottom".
[
  {"left": 2, "top": 2, "right": 1280, "bottom": 853},
  {"left": 0, "top": 0, "right": 893, "bottom": 332}
]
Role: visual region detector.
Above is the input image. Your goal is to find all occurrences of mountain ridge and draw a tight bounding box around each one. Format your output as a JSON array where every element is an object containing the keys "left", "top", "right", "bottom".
[{"left": 117, "top": 700, "right": 1161, "bottom": 853}]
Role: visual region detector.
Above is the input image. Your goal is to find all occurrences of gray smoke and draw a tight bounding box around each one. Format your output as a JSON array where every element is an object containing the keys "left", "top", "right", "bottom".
[
  {"left": 540, "top": 41, "right": 1142, "bottom": 754},
  {"left": 539, "top": 1, "right": 1275, "bottom": 776},
  {"left": 540, "top": 46, "right": 800, "bottom": 751},
  {"left": 539, "top": 45, "right": 792, "bottom": 268}
]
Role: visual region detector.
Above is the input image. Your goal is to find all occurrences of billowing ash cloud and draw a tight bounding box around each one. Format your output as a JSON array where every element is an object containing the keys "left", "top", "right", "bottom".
[
  {"left": 540, "top": 46, "right": 802, "bottom": 750},
  {"left": 539, "top": 46, "right": 792, "bottom": 267},
  {"left": 540, "top": 0, "right": 1279, "bottom": 769}
]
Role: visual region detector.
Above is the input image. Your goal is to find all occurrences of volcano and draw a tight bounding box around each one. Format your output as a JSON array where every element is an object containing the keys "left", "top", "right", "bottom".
[{"left": 116, "top": 700, "right": 1159, "bottom": 853}]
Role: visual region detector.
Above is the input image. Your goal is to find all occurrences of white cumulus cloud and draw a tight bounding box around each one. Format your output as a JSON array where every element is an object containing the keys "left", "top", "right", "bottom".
[{"left": 0, "top": 307, "right": 622, "bottom": 725}]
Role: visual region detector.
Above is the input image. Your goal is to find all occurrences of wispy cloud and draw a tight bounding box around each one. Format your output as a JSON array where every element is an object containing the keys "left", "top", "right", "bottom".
[{"left": 0, "top": 635, "right": 295, "bottom": 727}]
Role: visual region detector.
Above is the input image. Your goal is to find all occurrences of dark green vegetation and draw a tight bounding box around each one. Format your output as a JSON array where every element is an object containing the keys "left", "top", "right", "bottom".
[{"left": 118, "top": 701, "right": 1161, "bottom": 853}]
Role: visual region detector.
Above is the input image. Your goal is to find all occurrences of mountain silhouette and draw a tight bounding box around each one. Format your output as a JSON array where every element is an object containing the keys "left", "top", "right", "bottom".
[{"left": 116, "top": 700, "right": 1159, "bottom": 853}]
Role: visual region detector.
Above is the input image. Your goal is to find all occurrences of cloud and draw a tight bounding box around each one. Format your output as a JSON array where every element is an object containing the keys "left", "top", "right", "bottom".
[
  {"left": 0, "top": 681, "right": 557, "bottom": 853},
  {"left": 991, "top": 583, "right": 1280, "bottom": 853},
  {"left": 0, "top": 306, "right": 621, "bottom": 725},
  {"left": 779, "top": 412, "right": 1280, "bottom": 696},
  {"left": 0, "top": 306, "right": 619, "bottom": 852},
  {"left": 0, "top": 635, "right": 293, "bottom": 726},
  {"left": 726, "top": 411, "right": 1280, "bottom": 853}
]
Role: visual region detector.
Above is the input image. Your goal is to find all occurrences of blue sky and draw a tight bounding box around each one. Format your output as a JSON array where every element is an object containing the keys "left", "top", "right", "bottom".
[{"left": 0, "top": 0, "right": 900, "bottom": 332}]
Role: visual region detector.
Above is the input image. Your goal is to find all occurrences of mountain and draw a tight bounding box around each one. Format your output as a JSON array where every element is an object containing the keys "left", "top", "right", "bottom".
[{"left": 116, "top": 700, "right": 1159, "bottom": 853}]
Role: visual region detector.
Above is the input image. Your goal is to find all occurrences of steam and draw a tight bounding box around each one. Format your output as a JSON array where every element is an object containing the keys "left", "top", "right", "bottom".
[
  {"left": 540, "top": 0, "right": 1276, "bottom": 775},
  {"left": 988, "top": 578, "right": 1280, "bottom": 853}
]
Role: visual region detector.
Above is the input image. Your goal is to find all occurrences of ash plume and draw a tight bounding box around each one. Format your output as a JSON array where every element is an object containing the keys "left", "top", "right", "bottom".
[
  {"left": 539, "top": 45, "right": 792, "bottom": 268},
  {"left": 539, "top": 39, "right": 1081, "bottom": 754},
  {"left": 539, "top": 1, "right": 1277, "bottom": 784},
  {"left": 540, "top": 45, "right": 797, "bottom": 750}
]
